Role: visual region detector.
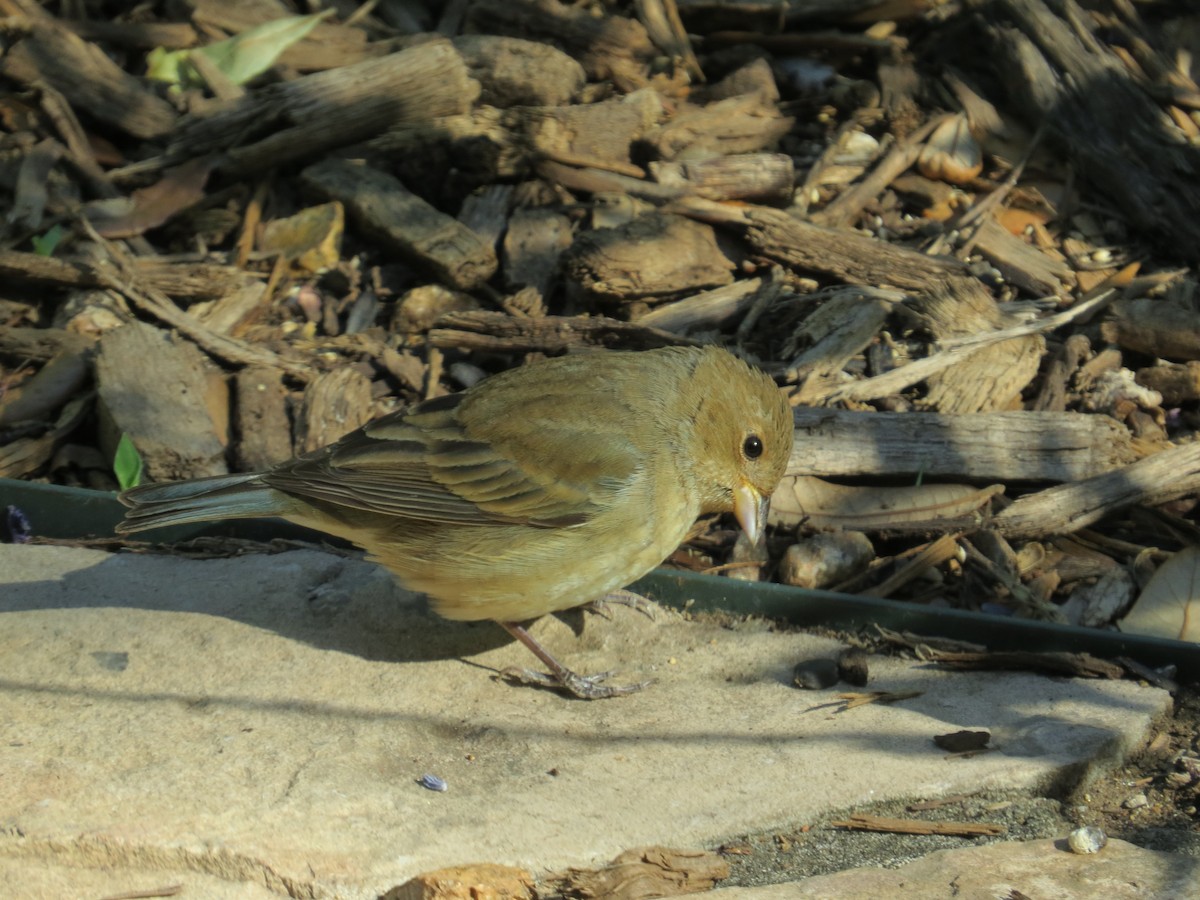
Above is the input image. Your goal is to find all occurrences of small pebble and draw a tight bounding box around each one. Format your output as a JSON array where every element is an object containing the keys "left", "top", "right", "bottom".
[
  {"left": 1122, "top": 792, "right": 1149, "bottom": 810},
  {"left": 418, "top": 774, "right": 448, "bottom": 792},
  {"left": 837, "top": 648, "right": 870, "bottom": 686},
  {"left": 1067, "top": 825, "right": 1107, "bottom": 854},
  {"left": 792, "top": 658, "right": 839, "bottom": 690}
]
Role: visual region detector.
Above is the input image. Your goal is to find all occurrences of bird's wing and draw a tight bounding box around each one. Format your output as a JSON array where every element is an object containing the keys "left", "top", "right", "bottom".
[{"left": 264, "top": 388, "right": 643, "bottom": 528}]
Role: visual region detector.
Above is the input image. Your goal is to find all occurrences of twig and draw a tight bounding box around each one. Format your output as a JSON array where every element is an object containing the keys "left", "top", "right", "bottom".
[
  {"left": 818, "top": 280, "right": 1123, "bottom": 405},
  {"left": 830, "top": 814, "right": 1005, "bottom": 837},
  {"left": 78, "top": 218, "right": 313, "bottom": 382},
  {"left": 812, "top": 114, "right": 951, "bottom": 228}
]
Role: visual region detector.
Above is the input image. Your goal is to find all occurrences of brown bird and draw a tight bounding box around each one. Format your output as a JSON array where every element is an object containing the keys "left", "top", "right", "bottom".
[{"left": 117, "top": 345, "right": 794, "bottom": 699}]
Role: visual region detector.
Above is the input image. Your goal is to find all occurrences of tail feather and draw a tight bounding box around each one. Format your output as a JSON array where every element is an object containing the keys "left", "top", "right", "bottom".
[{"left": 117, "top": 473, "right": 287, "bottom": 534}]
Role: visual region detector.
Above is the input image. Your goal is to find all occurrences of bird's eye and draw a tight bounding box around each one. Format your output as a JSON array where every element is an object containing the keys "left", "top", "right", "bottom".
[{"left": 743, "top": 434, "right": 764, "bottom": 460}]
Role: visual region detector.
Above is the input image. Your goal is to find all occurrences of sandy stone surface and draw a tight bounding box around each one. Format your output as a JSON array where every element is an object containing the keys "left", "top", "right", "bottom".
[{"left": 0, "top": 544, "right": 1173, "bottom": 898}]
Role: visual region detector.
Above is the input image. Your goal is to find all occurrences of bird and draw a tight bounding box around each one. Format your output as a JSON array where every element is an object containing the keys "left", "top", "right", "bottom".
[{"left": 117, "top": 345, "right": 794, "bottom": 699}]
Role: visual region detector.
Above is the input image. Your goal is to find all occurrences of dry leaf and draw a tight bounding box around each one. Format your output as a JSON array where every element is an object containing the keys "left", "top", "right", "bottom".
[
  {"left": 88, "top": 157, "right": 217, "bottom": 238},
  {"left": 996, "top": 207, "right": 1050, "bottom": 235},
  {"left": 1120, "top": 546, "right": 1200, "bottom": 642},
  {"left": 917, "top": 114, "right": 982, "bottom": 184},
  {"left": 260, "top": 202, "right": 345, "bottom": 274}
]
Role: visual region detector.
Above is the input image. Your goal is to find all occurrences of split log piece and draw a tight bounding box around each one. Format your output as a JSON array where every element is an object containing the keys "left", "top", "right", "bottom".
[
  {"left": 787, "top": 408, "right": 1134, "bottom": 482},
  {"left": 301, "top": 159, "right": 498, "bottom": 291},
  {"left": 94, "top": 322, "right": 228, "bottom": 481}
]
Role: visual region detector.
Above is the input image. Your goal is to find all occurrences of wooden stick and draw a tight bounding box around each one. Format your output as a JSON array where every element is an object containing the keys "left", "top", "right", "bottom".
[{"left": 831, "top": 814, "right": 1005, "bottom": 837}]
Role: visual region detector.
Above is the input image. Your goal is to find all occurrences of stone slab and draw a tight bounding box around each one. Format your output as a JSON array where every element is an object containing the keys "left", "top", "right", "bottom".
[{"left": 0, "top": 545, "right": 1172, "bottom": 898}]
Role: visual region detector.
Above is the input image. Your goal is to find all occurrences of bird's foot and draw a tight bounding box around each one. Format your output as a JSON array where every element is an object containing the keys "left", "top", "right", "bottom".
[
  {"left": 586, "top": 588, "right": 658, "bottom": 621},
  {"left": 498, "top": 665, "right": 650, "bottom": 700}
]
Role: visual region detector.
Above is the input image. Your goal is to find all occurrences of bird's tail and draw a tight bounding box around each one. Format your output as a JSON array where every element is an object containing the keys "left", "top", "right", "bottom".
[{"left": 116, "top": 473, "right": 287, "bottom": 534}]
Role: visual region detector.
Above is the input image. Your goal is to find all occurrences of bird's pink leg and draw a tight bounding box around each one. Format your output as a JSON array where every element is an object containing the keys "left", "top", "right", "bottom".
[{"left": 498, "top": 621, "right": 650, "bottom": 700}]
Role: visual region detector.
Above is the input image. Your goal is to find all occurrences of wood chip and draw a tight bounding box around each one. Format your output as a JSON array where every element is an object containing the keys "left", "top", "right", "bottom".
[{"left": 545, "top": 846, "right": 729, "bottom": 899}]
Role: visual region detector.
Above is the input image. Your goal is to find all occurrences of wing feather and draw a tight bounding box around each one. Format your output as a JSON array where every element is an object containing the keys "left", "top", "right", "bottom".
[{"left": 262, "top": 373, "right": 648, "bottom": 528}]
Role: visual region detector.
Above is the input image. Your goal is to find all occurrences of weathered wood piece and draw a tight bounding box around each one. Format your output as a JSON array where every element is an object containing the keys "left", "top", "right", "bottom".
[
  {"left": 1102, "top": 297, "right": 1200, "bottom": 362},
  {"left": 94, "top": 322, "right": 228, "bottom": 481},
  {"left": 502, "top": 207, "right": 573, "bottom": 295},
  {"left": 520, "top": 90, "right": 667, "bottom": 171},
  {"left": 61, "top": 18, "right": 198, "bottom": 50},
  {"left": 771, "top": 476, "right": 1004, "bottom": 534},
  {"left": 301, "top": 159, "right": 498, "bottom": 291},
  {"left": 429, "top": 311, "right": 696, "bottom": 353},
  {"left": 966, "top": 0, "right": 1200, "bottom": 258},
  {"left": 75, "top": 235, "right": 313, "bottom": 382},
  {"left": 646, "top": 92, "right": 794, "bottom": 160},
  {"left": 0, "top": 394, "right": 91, "bottom": 479},
  {"left": 168, "top": 39, "right": 478, "bottom": 175},
  {"left": 0, "top": 18, "right": 178, "bottom": 140},
  {"left": 0, "top": 326, "right": 93, "bottom": 362},
  {"left": 562, "top": 212, "right": 735, "bottom": 301},
  {"left": 365, "top": 108, "right": 529, "bottom": 183},
  {"left": 538, "top": 159, "right": 682, "bottom": 201},
  {"left": 831, "top": 814, "right": 1004, "bottom": 837},
  {"left": 787, "top": 408, "right": 1134, "bottom": 482},
  {"left": 452, "top": 34, "right": 585, "bottom": 106},
  {"left": 0, "top": 350, "right": 90, "bottom": 428},
  {"left": 787, "top": 288, "right": 897, "bottom": 392},
  {"left": 392, "top": 285, "right": 481, "bottom": 335},
  {"left": 0, "top": 249, "right": 255, "bottom": 300},
  {"left": 1032, "top": 333, "right": 1090, "bottom": 412},
  {"left": 233, "top": 367, "right": 293, "bottom": 471},
  {"left": 457, "top": 183, "right": 513, "bottom": 251},
  {"left": 189, "top": 283, "right": 269, "bottom": 336},
  {"left": 810, "top": 117, "right": 946, "bottom": 227},
  {"left": 650, "top": 153, "right": 794, "bottom": 204},
  {"left": 1137, "top": 362, "right": 1200, "bottom": 406},
  {"left": 993, "top": 442, "right": 1200, "bottom": 540},
  {"left": 679, "top": 200, "right": 1042, "bottom": 411},
  {"left": 971, "top": 218, "right": 1073, "bottom": 296},
  {"left": 2, "top": 244, "right": 103, "bottom": 291},
  {"left": 465, "top": 0, "right": 658, "bottom": 91},
  {"left": 366, "top": 91, "right": 666, "bottom": 190},
  {"left": 546, "top": 846, "right": 729, "bottom": 900},
  {"left": 690, "top": 201, "right": 967, "bottom": 292},
  {"left": 636, "top": 278, "right": 763, "bottom": 334},
  {"left": 637, "top": 0, "right": 703, "bottom": 82},
  {"left": 295, "top": 368, "right": 373, "bottom": 455}
]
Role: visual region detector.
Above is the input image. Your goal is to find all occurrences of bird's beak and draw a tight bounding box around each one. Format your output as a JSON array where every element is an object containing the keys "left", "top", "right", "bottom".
[{"left": 733, "top": 482, "right": 769, "bottom": 545}]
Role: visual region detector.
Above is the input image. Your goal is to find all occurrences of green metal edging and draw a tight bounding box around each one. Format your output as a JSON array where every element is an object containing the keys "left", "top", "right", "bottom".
[
  {"left": 633, "top": 570, "right": 1200, "bottom": 681},
  {"left": 5, "top": 477, "right": 1200, "bottom": 681}
]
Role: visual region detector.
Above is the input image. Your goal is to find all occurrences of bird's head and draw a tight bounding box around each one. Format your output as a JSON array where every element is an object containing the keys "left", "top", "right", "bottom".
[{"left": 684, "top": 348, "right": 794, "bottom": 543}]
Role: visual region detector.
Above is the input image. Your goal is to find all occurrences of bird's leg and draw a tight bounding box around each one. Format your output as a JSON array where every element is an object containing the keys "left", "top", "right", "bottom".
[
  {"left": 585, "top": 588, "right": 658, "bottom": 621},
  {"left": 497, "top": 621, "right": 650, "bottom": 700}
]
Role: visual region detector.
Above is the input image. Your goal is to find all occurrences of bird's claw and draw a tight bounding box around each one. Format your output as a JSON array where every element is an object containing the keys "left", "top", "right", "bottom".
[
  {"left": 586, "top": 589, "right": 658, "bottom": 622},
  {"left": 497, "top": 665, "right": 651, "bottom": 700}
]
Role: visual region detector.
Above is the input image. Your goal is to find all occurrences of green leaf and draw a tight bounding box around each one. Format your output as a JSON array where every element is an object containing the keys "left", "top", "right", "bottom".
[
  {"left": 31, "top": 224, "right": 64, "bottom": 257},
  {"left": 146, "top": 11, "right": 333, "bottom": 92},
  {"left": 145, "top": 46, "right": 188, "bottom": 86},
  {"left": 114, "top": 433, "right": 144, "bottom": 491}
]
